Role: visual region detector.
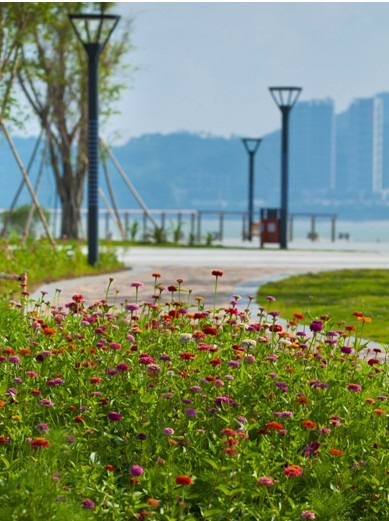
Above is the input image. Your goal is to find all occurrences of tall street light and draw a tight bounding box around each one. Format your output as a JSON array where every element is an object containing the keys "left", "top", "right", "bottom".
[
  {"left": 69, "top": 12, "right": 120, "bottom": 265},
  {"left": 241, "top": 138, "right": 262, "bottom": 241},
  {"left": 269, "top": 86, "right": 302, "bottom": 249}
]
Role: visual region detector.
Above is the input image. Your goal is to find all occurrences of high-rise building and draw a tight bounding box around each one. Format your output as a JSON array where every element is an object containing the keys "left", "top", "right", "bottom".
[
  {"left": 335, "top": 96, "right": 383, "bottom": 197},
  {"left": 289, "top": 99, "right": 336, "bottom": 197},
  {"left": 377, "top": 92, "right": 389, "bottom": 192}
]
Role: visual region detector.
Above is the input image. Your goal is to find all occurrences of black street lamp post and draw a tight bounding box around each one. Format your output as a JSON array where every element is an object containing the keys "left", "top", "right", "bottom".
[
  {"left": 69, "top": 13, "right": 120, "bottom": 265},
  {"left": 269, "top": 86, "right": 302, "bottom": 249},
  {"left": 241, "top": 138, "right": 262, "bottom": 241}
]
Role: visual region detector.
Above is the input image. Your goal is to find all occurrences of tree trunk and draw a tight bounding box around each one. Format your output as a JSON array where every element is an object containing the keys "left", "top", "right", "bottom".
[
  {"left": 46, "top": 132, "right": 87, "bottom": 240},
  {"left": 60, "top": 196, "right": 82, "bottom": 239}
]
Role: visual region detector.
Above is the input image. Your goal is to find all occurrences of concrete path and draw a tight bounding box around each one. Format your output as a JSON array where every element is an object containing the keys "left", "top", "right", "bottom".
[{"left": 31, "top": 245, "right": 389, "bottom": 310}]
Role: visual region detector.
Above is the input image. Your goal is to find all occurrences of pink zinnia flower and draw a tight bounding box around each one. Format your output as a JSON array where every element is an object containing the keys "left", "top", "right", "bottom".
[
  {"left": 347, "top": 383, "right": 362, "bottom": 392},
  {"left": 257, "top": 476, "right": 274, "bottom": 486},
  {"left": 284, "top": 465, "right": 303, "bottom": 477},
  {"left": 301, "top": 511, "right": 316, "bottom": 519},
  {"left": 130, "top": 281, "right": 144, "bottom": 288},
  {"left": 126, "top": 304, "right": 140, "bottom": 312},
  {"left": 163, "top": 428, "right": 174, "bottom": 435}
]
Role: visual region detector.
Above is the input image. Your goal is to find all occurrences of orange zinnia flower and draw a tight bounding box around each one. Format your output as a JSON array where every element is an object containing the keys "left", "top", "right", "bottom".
[
  {"left": 302, "top": 420, "right": 317, "bottom": 430},
  {"left": 329, "top": 449, "right": 343, "bottom": 455},
  {"left": 373, "top": 409, "right": 386, "bottom": 415},
  {"left": 43, "top": 327, "right": 56, "bottom": 336},
  {"left": 357, "top": 316, "right": 372, "bottom": 323},
  {"left": 296, "top": 395, "right": 310, "bottom": 405}
]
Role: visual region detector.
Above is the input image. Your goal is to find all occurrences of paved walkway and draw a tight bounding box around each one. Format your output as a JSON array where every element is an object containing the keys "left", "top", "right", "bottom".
[
  {"left": 32, "top": 245, "right": 389, "bottom": 309},
  {"left": 30, "top": 245, "right": 389, "bottom": 359}
]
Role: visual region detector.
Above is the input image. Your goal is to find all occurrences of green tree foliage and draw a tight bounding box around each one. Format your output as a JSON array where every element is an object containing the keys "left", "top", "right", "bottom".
[
  {"left": 0, "top": 3, "right": 48, "bottom": 122},
  {"left": 13, "top": 2, "right": 133, "bottom": 238}
]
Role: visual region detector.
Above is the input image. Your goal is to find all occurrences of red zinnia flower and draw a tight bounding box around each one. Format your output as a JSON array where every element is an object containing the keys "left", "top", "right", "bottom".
[
  {"left": 221, "top": 428, "right": 236, "bottom": 436},
  {"left": 224, "top": 448, "right": 238, "bottom": 455},
  {"left": 203, "top": 326, "right": 218, "bottom": 336},
  {"left": 176, "top": 475, "right": 192, "bottom": 485},
  {"left": 30, "top": 437, "right": 50, "bottom": 449},
  {"left": 179, "top": 352, "right": 195, "bottom": 360},
  {"left": 329, "top": 448, "right": 343, "bottom": 455},
  {"left": 211, "top": 270, "right": 223, "bottom": 277},
  {"left": 266, "top": 421, "right": 283, "bottom": 431}
]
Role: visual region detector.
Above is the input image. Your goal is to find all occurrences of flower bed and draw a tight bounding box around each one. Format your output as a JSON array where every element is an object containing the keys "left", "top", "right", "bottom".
[{"left": 0, "top": 272, "right": 387, "bottom": 520}]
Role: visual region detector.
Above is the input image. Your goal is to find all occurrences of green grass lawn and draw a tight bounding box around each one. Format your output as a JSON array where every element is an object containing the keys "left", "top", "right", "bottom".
[
  {"left": 257, "top": 269, "right": 389, "bottom": 344},
  {"left": 0, "top": 238, "right": 124, "bottom": 296}
]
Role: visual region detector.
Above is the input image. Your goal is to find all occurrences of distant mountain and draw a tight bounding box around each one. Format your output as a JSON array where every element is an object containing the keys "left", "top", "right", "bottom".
[
  {"left": 1, "top": 131, "right": 280, "bottom": 212},
  {"left": 2, "top": 130, "right": 389, "bottom": 220}
]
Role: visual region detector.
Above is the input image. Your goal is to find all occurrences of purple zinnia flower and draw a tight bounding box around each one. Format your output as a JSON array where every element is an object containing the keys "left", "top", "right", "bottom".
[
  {"left": 108, "top": 412, "right": 122, "bottom": 421},
  {"left": 126, "top": 304, "right": 140, "bottom": 312},
  {"left": 116, "top": 363, "right": 130, "bottom": 372},
  {"left": 309, "top": 320, "right": 323, "bottom": 333},
  {"left": 275, "top": 381, "right": 288, "bottom": 392},
  {"left": 135, "top": 432, "right": 148, "bottom": 440},
  {"left": 40, "top": 399, "right": 54, "bottom": 407},
  {"left": 47, "top": 378, "right": 65, "bottom": 386},
  {"left": 189, "top": 385, "right": 202, "bottom": 392},
  {"left": 82, "top": 499, "right": 95, "bottom": 510},
  {"left": 185, "top": 408, "right": 197, "bottom": 417},
  {"left": 130, "top": 465, "right": 143, "bottom": 476},
  {"left": 305, "top": 440, "right": 321, "bottom": 457},
  {"left": 35, "top": 423, "right": 49, "bottom": 433},
  {"left": 215, "top": 396, "right": 229, "bottom": 405}
]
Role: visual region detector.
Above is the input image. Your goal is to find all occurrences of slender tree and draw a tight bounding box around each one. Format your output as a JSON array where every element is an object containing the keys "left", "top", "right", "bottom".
[
  {"left": 17, "top": 2, "right": 132, "bottom": 238},
  {"left": 0, "top": 4, "right": 51, "bottom": 123}
]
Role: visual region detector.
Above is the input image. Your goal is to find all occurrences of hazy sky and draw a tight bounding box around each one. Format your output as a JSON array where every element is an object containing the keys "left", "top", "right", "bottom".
[
  {"left": 106, "top": 1, "right": 389, "bottom": 143},
  {"left": 20, "top": 2, "right": 389, "bottom": 144}
]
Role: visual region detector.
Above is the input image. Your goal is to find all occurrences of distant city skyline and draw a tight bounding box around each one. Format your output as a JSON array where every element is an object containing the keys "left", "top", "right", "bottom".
[{"left": 17, "top": 2, "right": 389, "bottom": 144}]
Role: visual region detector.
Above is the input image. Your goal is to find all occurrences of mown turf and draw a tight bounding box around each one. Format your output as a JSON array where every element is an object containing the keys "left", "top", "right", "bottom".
[{"left": 257, "top": 269, "right": 389, "bottom": 344}]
